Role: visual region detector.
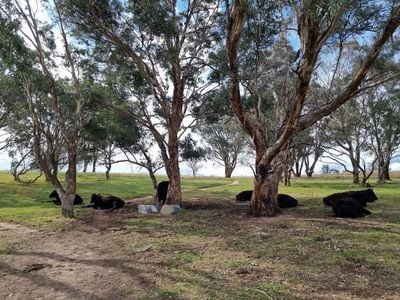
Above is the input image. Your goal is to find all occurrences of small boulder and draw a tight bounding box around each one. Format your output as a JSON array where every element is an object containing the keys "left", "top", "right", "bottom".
[
  {"left": 160, "top": 204, "right": 181, "bottom": 215},
  {"left": 138, "top": 205, "right": 159, "bottom": 214}
]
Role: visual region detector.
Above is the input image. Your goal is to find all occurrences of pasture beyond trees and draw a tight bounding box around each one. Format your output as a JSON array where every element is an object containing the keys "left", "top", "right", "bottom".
[{"left": 0, "top": 172, "right": 399, "bottom": 299}]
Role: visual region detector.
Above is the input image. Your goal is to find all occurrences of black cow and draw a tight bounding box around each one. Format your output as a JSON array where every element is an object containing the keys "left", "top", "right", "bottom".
[
  {"left": 90, "top": 194, "right": 125, "bottom": 209},
  {"left": 49, "top": 190, "right": 83, "bottom": 205},
  {"left": 235, "top": 190, "right": 253, "bottom": 202},
  {"left": 235, "top": 190, "right": 298, "bottom": 208},
  {"left": 323, "top": 189, "right": 377, "bottom": 207},
  {"left": 278, "top": 194, "right": 298, "bottom": 208},
  {"left": 332, "top": 197, "right": 371, "bottom": 218},
  {"left": 157, "top": 181, "right": 169, "bottom": 205}
]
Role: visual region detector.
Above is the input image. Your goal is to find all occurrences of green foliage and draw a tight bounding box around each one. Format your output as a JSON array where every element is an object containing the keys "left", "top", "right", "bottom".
[
  {"left": 0, "top": 14, "right": 36, "bottom": 72},
  {"left": 83, "top": 107, "right": 139, "bottom": 150},
  {"left": 180, "top": 135, "right": 208, "bottom": 162},
  {"left": 180, "top": 135, "right": 208, "bottom": 176}
]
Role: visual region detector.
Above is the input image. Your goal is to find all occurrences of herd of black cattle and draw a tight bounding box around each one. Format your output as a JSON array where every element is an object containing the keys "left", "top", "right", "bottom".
[
  {"left": 48, "top": 180, "right": 378, "bottom": 219},
  {"left": 236, "top": 188, "right": 378, "bottom": 218},
  {"left": 48, "top": 190, "right": 126, "bottom": 209}
]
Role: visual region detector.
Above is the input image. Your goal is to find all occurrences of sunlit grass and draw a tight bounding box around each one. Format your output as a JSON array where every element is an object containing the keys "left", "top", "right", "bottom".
[{"left": 0, "top": 171, "right": 399, "bottom": 227}]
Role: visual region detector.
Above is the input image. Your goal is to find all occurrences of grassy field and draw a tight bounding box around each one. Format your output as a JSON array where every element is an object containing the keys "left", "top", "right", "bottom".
[{"left": 0, "top": 171, "right": 399, "bottom": 299}]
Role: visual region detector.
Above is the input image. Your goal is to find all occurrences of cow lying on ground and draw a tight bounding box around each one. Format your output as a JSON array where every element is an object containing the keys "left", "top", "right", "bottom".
[
  {"left": 323, "top": 189, "right": 378, "bottom": 207},
  {"left": 235, "top": 190, "right": 253, "bottom": 202},
  {"left": 157, "top": 181, "right": 169, "bottom": 205},
  {"left": 278, "top": 194, "right": 299, "bottom": 208},
  {"left": 235, "top": 190, "right": 298, "bottom": 208},
  {"left": 332, "top": 197, "right": 371, "bottom": 218},
  {"left": 90, "top": 194, "right": 125, "bottom": 209},
  {"left": 49, "top": 190, "right": 83, "bottom": 205}
]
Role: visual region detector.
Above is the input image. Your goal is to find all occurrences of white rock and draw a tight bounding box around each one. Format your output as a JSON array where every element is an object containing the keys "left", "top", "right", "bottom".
[{"left": 137, "top": 205, "right": 159, "bottom": 214}]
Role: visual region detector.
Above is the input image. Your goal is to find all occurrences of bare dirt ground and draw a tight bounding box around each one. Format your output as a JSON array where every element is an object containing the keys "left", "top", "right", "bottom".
[
  {"left": 0, "top": 200, "right": 155, "bottom": 300},
  {"left": 0, "top": 199, "right": 399, "bottom": 300}
]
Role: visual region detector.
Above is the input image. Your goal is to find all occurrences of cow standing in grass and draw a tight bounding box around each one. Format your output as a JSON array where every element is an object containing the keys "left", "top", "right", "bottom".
[{"left": 157, "top": 181, "right": 169, "bottom": 205}]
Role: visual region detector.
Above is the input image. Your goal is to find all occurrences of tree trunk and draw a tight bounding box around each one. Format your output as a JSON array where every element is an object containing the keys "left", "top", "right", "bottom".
[
  {"left": 148, "top": 172, "right": 158, "bottom": 205},
  {"left": 82, "top": 160, "right": 88, "bottom": 173},
  {"left": 284, "top": 167, "right": 291, "bottom": 186},
  {"left": 378, "top": 159, "right": 391, "bottom": 182},
  {"left": 166, "top": 142, "right": 182, "bottom": 204},
  {"left": 377, "top": 156, "right": 387, "bottom": 183},
  {"left": 192, "top": 165, "right": 197, "bottom": 177},
  {"left": 352, "top": 171, "right": 360, "bottom": 184},
  {"left": 250, "top": 155, "right": 284, "bottom": 217},
  {"left": 383, "top": 161, "right": 391, "bottom": 181},
  {"left": 92, "top": 151, "right": 97, "bottom": 173},
  {"left": 305, "top": 155, "right": 319, "bottom": 178},
  {"left": 251, "top": 165, "right": 282, "bottom": 217},
  {"left": 105, "top": 162, "right": 111, "bottom": 180},
  {"left": 60, "top": 192, "right": 75, "bottom": 218},
  {"left": 293, "top": 160, "right": 303, "bottom": 177},
  {"left": 165, "top": 99, "right": 182, "bottom": 204},
  {"left": 62, "top": 145, "right": 77, "bottom": 218},
  {"left": 225, "top": 165, "right": 233, "bottom": 178}
]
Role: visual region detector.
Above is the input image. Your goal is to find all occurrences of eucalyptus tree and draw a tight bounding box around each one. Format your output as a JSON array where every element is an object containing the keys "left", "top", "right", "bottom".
[
  {"left": 119, "top": 128, "right": 165, "bottom": 203},
  {"left": 198, "top": 116, "right": 247, "bottom": 178},
  {"left": 367, "top": 83, "right": 400, "bottom": 183},
  {"left": 322, "top": 97, "right": 375, "bottom": 184},
  {"left": 227, "top": 0, "right": 400, "bottom": 216},
  {"left": 83, "top": 103, "right": 140, "bottom": 180},
  {"left": 289, "top": 128, "right": 323, "bottom": 178},
  {"left": 179, "top": 134, "right": 208, "bottom": 177},
  {"left": 0, "top": 0, "right": 86, "bottom": 217},
  {"left": 60, "top": 0, "right": 223, "bottom": 204}
]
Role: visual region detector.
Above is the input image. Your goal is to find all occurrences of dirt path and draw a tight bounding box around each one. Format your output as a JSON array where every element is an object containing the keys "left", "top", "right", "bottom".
[
  {"left": 199, "top": 180, "right": 239, "bottom": 190},
  {"left": 0, "top": 201, "right": 153, "bottom": 300}
]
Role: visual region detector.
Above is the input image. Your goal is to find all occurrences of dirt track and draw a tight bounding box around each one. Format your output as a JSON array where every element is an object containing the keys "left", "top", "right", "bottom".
[{"left": 0, "top": 201, "right": 153, "bottom": 300}]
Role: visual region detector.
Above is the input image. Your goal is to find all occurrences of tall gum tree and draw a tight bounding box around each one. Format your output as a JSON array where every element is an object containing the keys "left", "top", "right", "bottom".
[
  {"left": 226, "top": 0, "right": 400, "bottom": 216},
  {"left": 1, "top": 0, "right": 85, "bottom": 217},
  {"left": 322, "top": 99, "right": 373, "bottom": 184},
  {"left": 61, "top": 0, "right": 223, "bottom": 204},
  {"left": 368, "top": 83, "right": 400, "bottom": 183}
]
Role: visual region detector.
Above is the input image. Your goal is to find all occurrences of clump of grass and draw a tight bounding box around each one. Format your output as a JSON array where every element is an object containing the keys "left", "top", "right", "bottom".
[{"left": 168, "top": 250, "right": 202, "bottom": 267}]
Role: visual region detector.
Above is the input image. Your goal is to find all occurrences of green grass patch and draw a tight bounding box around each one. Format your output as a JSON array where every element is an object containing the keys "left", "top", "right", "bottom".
[{"left": 168, "top": 250, "right": 202, "bottom": 267}]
